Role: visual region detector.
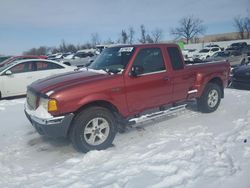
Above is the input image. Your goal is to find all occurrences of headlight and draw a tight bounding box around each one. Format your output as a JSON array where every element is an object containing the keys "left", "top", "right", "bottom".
[{"left": 39, "top": 97, "right": 58, "bottom": 112}]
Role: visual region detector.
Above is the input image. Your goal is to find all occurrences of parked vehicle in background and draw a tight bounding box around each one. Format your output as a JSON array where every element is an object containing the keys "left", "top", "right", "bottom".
[
  {"left": 24, "top": 43, "right": 230, "bottom": 152},
  {"left": 47, "top": 52, "right": 72, "bottom": 61},
  {"left": 205, "top": 44, "right": 220, "bottom": 48},
  {"left": 60, "top": 49, "right": 97, "bottom": 67},
  {"left": 193, "top": 47, "right": 221, "bottom": 61},
  {"left": 96, "top": 45, "right": 108, "bottom": 54},
  {"left": 205, "top": 44, "right": 224, "bottom": 51},
  {"left": 231, "top": 63, "right": 250, "bottom": 89},
  {"left": 0, "top": 56, "right": 12, "bottom": 63},
  {"left": 182, "top": 49, "right": 198, "bottom": 62},
  {"left": 206, "top": 50, "right": 247, "bottom": 67},
  {"left": 0, "top": 59, "right": 76, "bottom": 99},
  {"left": 246, "top": 45, "right": 250, "bottom": 62},
  {"left": 226, "top": 42, "right": 248, "bottom": 52},
  {"left": 0, "top": 55, "right": 47, "bottom": 67}
]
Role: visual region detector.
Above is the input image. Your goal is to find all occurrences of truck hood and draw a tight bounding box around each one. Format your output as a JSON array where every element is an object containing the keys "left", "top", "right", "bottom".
[{"left": 29, "top": 70, "right": 109, "bottom": 94}]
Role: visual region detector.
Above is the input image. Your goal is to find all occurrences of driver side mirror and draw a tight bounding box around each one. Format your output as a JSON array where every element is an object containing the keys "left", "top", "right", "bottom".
[
  {"left": 5, "top": 70, "right": 12, "bottom": 75},
  {"left": 130, "top": 65, "right": 144, "bottom": 77}
]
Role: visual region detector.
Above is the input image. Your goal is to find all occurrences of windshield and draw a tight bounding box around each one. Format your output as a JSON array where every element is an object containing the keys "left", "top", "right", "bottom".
[
  {"left": 89, "top": 46, "right": 135, "bottom": 74},
  {"left": 231, "top": 43, "right": 240, "bottom": 47},
  {"left": 0, "top": 57, "right": 15, "bottom": 66},
  {"left": 0, "top": 62, "right": 13, "bottom": 73},
  {"left": 199, "top": 49, "right": 209, "bottom": 53}
]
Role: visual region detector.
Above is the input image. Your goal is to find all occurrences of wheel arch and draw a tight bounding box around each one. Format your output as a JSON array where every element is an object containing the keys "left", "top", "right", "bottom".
[
  {"left": 67, "top": 100, "right": 121, "bottom": 137},
  {"left": 207, "top": 77, "right": 224, "bottom": 98},
  {"left": 75, "top": 100, "right": 120, "bottom": 115}
]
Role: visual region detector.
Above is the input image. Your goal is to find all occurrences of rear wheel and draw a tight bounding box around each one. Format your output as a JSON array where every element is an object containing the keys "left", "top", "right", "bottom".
[
  {"left": 70, "top": 106, "right": 117, "bottom": 153},
  {"left": 197, "top": 83, "right": 221, "bottom": 113}
]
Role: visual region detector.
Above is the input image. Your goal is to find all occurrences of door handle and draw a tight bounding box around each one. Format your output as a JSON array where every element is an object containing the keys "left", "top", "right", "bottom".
[{"left": 164, "top": 77, "right": 170, "bottom": 81}]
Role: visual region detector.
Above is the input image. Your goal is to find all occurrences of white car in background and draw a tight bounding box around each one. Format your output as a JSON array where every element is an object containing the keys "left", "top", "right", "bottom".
[
  {"left": 193, "top": 47, "right": 221, "bottom": 61},
  {"left": 60, "top": 49, "right": 97, "bottom": 67},
  {"left": 182, "top": 49, "right": 198, "bottom": 62},
  {"left": 0, "top": 59, "right": 76, "bottom": 99}
]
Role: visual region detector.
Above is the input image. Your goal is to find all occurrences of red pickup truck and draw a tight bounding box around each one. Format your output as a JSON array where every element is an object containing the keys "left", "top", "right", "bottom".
[{"left": 25, "top": 44, "right": 230, "bottom": 152}]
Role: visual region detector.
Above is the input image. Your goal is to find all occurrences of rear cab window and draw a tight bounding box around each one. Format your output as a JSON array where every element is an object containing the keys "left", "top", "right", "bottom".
[{"left": 167, "top": 47, "right": 184, "bottom": 70}]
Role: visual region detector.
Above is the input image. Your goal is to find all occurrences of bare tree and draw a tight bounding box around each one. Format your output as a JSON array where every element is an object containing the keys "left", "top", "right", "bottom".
[
  {"left": 59, "top": 40, "right": 67, "bottom": 53},
  {"left": 121, "top": 30, "right": 128, "bottom": 44},
  {"left": 234, "top": 16, "right": 246, "bottom": 39},
  {"left": 104, "top": 38, "right": 115, "bottom": 45},
  {"left": 244, "top": 16, "right": 250, "bottom": 39},
  {"left": 170, "top": 15, "right": 206, "bottom": 44},
  {"left": 91, "top": 33, "right": 101, "bottom": 46},
  {"left": 128, "top": 26, "right": 135, "bottom": 44},
  {"left": 146, "top": 34, "right": 154, "bottom": 43},
  {"left": 139, "top": 25, "right": 146, "bottom": 43},
  {"left": 23, "top": 46, "right": 49, "bottom": 55},
  {"left": 151, "top": 28, "right": 163, "bottom": 43}
]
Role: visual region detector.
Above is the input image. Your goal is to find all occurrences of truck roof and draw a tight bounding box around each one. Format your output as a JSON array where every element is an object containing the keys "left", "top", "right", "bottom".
[{"left": 106, "top": 43, "right": 179, "bottom": 48}]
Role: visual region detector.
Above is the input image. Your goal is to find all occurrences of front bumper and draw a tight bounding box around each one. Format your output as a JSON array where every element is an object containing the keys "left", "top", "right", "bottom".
[{"left": 25, "top": 109, "right": 74, "bottom": 138}]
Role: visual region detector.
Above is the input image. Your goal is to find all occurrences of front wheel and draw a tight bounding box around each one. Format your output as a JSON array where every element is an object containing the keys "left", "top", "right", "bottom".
[
  {"left": 197, "top": 83, "right": 221, "bottom": 113},
  {"left": 70, "top": 106, "right": 117, "bottom": 153}
]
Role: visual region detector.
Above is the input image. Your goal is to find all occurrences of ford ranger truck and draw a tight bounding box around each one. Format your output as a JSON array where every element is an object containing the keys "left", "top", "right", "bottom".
[{"left": 24, "top": 44, "right": 230, "bottom": 152}]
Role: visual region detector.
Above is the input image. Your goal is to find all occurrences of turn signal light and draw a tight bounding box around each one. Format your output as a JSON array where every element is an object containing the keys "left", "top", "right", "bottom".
[{"left": 48, "top": 99, "right": 58, "bottom": 112}]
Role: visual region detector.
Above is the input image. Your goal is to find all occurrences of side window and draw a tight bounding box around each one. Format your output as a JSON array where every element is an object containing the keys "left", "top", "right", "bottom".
[
  {"left": 211, "top": 48, "right": 219, "bottom": 52},
  {"left": 47, "top": 62, "right": 64, "bottom": 69},
  {"left": 36, "top": 61, "right": 48, "bottom": 71},
  {"left": 36, "top": 61, "right": 63, "bottom": 71},
  {"left": 10, "top": 62, "right": 33, "bottom": 74},
  {"left": 87, "top": 52, "right": 94, "bottom": 57},
  {"left": 133, "top": 48, "right": 165, "bottom": 75},
  {"left": 167, "top": 47, "right": 184, "bottom": 70},
  {"left": 76, "top": 52, "right": 88, "bottom": 58}
]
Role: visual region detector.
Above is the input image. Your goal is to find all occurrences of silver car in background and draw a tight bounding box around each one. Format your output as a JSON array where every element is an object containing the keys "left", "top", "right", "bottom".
[
  {"left": 60, "top": 49, "right": 97, "bottom": 67},
  {"left": 206, "top": 50, "right": 247, "bottom": 67}
]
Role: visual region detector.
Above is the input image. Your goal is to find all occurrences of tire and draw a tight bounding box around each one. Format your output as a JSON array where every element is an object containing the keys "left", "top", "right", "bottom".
[
  {"left": 197, "top": 83, "right": 221, "bottom": 113},
  {"left": 70, "top": 106, "right": 117, "bottom": 153}
]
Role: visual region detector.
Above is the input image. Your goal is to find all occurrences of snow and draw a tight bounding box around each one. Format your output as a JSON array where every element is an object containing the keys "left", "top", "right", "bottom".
[
  {"left": 0, "top": 88, "right": 250, "bottom": 188},
  {"left": 25, "top": 101, "right": 53, "bottom": 119},
  {"left": 79, "top": 67, "right": 107, "bottom": 74}
]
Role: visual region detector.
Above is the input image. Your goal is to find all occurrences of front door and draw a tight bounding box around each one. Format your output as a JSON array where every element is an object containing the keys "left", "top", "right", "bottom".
[
  {"left": 124, "top": 47, "right": 173, "bottom": 113},
  {"left": 2, "top": 62, "right": 35, "bottom": 97}
]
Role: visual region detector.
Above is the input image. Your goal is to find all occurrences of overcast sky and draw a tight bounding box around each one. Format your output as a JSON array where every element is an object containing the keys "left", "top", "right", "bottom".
[{"left": 0, "top": 0, "right": 249, "bottom": 55}]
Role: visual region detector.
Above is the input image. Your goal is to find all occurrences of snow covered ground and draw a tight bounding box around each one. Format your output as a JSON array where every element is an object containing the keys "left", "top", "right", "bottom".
[{"left": 0, "top": 88, "right": 250, "bottom": 188}]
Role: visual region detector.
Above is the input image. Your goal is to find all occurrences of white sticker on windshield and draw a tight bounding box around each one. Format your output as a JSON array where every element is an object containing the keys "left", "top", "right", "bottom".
[{"left": 119, "top": 47, "right": 134, "bottom": 52}]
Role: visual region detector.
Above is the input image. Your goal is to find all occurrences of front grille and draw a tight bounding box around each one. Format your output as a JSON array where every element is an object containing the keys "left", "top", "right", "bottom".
[{"left": 27, "top": 90, "right": 38, "bottom": 110}]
